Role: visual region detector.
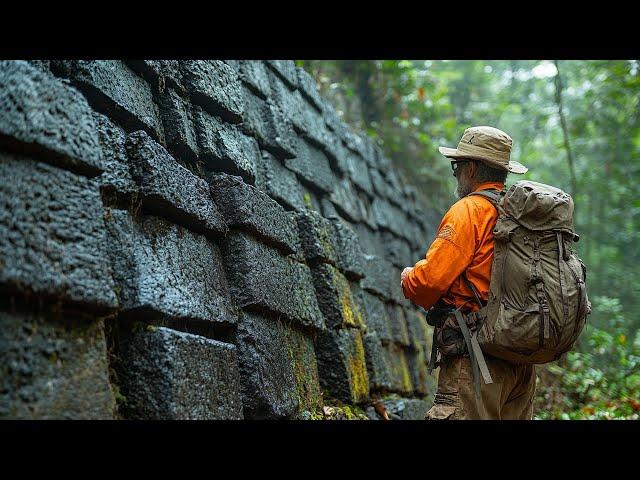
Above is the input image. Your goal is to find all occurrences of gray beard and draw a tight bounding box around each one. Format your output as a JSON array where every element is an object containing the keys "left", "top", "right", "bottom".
[{"left": 456, "top": 181, "right": 473, "bottom": 199}]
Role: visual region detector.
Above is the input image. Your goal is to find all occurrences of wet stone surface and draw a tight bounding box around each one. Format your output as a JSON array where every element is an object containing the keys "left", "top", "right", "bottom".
[
  {"left": 118, "top": 326, "right": 243, "bottom": 419},
  {"left": 235, "top": 312, "right": 322, "bottom": 419},
  {"left": 180, "top": 60, "right": 243, "bottom": 123},
  {"left": 329, "top": 216, "right": 366, "bottom": 280},
  {"left": 104, "top": 210, "right": 234, "bottom": 324},
  {"left": 315, "top": 328, "right": 370, "bottom": 404},
  {"left": 285, "top": 137, "right": 335, "bottom": 195},
  {"left": 255, "top": 150, "right": 306, "bottom": 211},
  {"left": 220, "top": 231, "right": 324, "bottom": 330},
  {"left": 0, "top": 153, "right": 117, "bottom": 310},
  {"left": 265, "top": 60, "right": 298, "bottom": 89},
  {"left": 0, "top": 310, "right": 115, "bottom": 419},
  {"left": 0, "top": 60, "right": 104, "bottom": 176},
  {"left": 311, "top": 263, "right": 365, "bottom": 330},
  {"left": 51, "top": 60, "right": 164, "bottom": 143},
  {"left": 386, "top": 302, "right": 411, "bottom": 347},
  {"left": 156, "top": 87, "right": 200, "bottom": 163},
  {"left": 239, "top": 86, "right": 297, "bottom": 160},
  {"left": 360, "top": 290, "right": 393, "bottom": 344},
  {"left": 92, "top": 110, "right": 138, "bottom": 199},
  {"left": 294, "top": 209, "right": 339, "bottom": 266},
  {"left": 126, "top": 60, "right": 186, "bottom": 95},
  {"left": 193, "top": 106, "right": 260, "bottom": 185},
  {"left": 209, "top": 173, "right": 300, "bottom": 255},
  {"left": 125, "top": 130, "right": 227, "bottom": 238},
  {"left": 363, "top": 332, "right": 393, "bottom": 392}
]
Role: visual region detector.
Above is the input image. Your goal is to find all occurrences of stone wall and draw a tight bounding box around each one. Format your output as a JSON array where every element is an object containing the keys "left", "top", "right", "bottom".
[{"left": 0, "top": 60, "right": 438, "bottom": 420}]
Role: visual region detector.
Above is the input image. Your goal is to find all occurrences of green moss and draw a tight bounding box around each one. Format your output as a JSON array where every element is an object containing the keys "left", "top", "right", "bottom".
[
  {"left": 398, "top": 350, "right": 413, "bottom": 394},
  {"left": 284, "top": 325, "right": 323, "bottom": 414},
  {"left": 303, "top": 192, "right": 313, "bottom": 210},
  {"left": 346, "top": 332, "right": 370, "bottom": 403},
  {"left": 333, "top": 267, "right": 365, "bottom": 329}
]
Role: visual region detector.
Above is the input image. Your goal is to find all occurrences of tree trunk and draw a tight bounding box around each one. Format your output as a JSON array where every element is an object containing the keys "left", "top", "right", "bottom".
[{"left": 553, "top": 60, "right": 578, "bottom": 203}]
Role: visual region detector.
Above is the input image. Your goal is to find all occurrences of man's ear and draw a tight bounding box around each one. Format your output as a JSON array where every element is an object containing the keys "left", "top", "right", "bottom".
[{"left": 468, "top": 160, "right": 477, "bottom": 179}]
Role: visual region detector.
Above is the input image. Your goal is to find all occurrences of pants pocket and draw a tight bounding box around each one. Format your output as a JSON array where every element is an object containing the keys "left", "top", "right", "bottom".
[{"left": 425, "top": 404, "right": 458, "bottom": 420}]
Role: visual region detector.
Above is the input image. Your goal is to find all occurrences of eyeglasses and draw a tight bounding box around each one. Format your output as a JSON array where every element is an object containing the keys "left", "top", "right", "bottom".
[{"left": 451, "top": 160, "right": 471, "bottom": 173}]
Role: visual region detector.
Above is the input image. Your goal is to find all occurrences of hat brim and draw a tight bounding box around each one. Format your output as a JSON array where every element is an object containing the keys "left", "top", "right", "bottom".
[{"left": 438, "top": 146, "right": 528, "bottom": 174}]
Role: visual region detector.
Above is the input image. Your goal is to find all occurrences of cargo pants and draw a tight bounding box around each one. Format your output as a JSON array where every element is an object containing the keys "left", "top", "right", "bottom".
[{"left": 425, "top": 353, "right": 537, "bottom": 420}]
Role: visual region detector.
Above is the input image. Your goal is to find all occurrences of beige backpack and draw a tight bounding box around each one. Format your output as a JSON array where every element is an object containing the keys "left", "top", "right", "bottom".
[{"left": 471, "top": 180, "right": 591, "bottom": 365}]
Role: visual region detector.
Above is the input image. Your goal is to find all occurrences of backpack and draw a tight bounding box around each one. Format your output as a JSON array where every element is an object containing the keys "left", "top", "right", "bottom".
[{"left": 470, "top": 180, "right": 591, "bottom": 365}]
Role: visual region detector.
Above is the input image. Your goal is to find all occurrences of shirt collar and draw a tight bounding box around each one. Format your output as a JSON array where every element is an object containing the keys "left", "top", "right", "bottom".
[{"left": 474, "top": 181, "right": 505, "bottom": 193}]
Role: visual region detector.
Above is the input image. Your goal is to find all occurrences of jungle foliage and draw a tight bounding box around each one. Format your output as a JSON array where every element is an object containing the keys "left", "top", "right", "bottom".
[{"left": 298, "top": 60, "right": 640, "bottom": 419}]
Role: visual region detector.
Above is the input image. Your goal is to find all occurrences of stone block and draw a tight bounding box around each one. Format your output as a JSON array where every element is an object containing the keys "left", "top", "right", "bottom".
[
  {"left": 265, "top": 60, "right": 298, "bottom": 89},
  {"left": 370, "top": 167, "right": 394, "bottom": 200},
  {"left": 360, "top": 290, "right": 393, "bottom": 344},
  {"left": 381, "top": 231, "right": 414, "bottom": 269},
  {"left": 382, "top": 396, "right": 432, "bottom": 420},
  {"left": 406, "top": 345, "right": 430, "bottom": 396},
  {"left": 352, "top": 223, "right": 385, "bottom": 257},
  {"left": 384, "top": 344, "right": 413, "bottom": 395},
  {"left": 344, "top": 151, "right": 373, "bottom": 196},
  {"left": 118, "top": 326, "right": 242, "bottom": 419},
  {"left": 0, "top": 60, "right": 104, "bottom": 176},
  {"left": 267, "top": 70, "right": 308, "bottom": 133},
  {"left": 125, "top": 60, "right": 185, "bottom": 94},
  {"left": 299, "top": 106, "right": 333, "bottom": 151},
  {"left": 104, "top": 210, "right": 234, "bottom": 324},
  {"left": 180, "top": 60, "right": 243, "bottom": 123},
  {"left": 311, "top": 263, "right": 365, "bottom": 330},
  {"left": 0, "top": 153, "right": 117, "bottom": 310},
  {"left": 386, "top": 302, "right": 411, "bottom": 347},
  {"left": 0, "top": 310, "right": 115, "bottom": 419},
  {"left": 240, "top": 86, "right": 297, "bottom": 159},
  {"left": 343, "top": 128, "right": 367, "bottom": 158},
  {"left": 91, "top": 110, "right": 138, "bottom": 199},
  {"left": 255, "top": 150, "right": 306, "bottom": 211},
  {"left": 295, "top": 67, "right": 323, "bottom": 112},
  {"left": 371, "top": 197, "right": 411, "bottom": 239},
  {"left": 234, "top": 60, "right": 271, "bottom": 99},
  {"left": 405, "top": 307, "right": 432, "bottom": 353},
  {"left": 51, "top": 60, "right": 164, "bottom": 143},
  {"left": 294, "top": 209, "right": 338, "bottom": 266},
  {"left": 329, "top": 178, "right": 366, "bottom": 223},
  {"left": 315, "top": 328, "right": 370, "bottom": 404},
  {"left": 329, "top": 216, "right": 366, "bottom": 280},
  {"left": 361, "top": 254, "right": 394, "bottom": 300},
  {"left": 209, "top": 173, "right": 300, "bottom": 255},
  {"left": 156, "top": 87, "right": 200, "bottom": 163},
  {"left": 220, "top": 231, "right": 324, "bottom": 330},
  {"left": 125, "top": 130, "right": 227, "bottom": 238},
  {"left": 193, "top": 106, "right": 259, "bottom": 184},
  {"left": 321, "top": 98, "right": 349, "bottom": 141},
  {"left": 363, "top": 332, "right": 393, "bottom": 392},
  {"left": 284, "top": 137, "right": 335, "bottom": 194},
  {"left": 235, "top": 312, "right": 321, "bottom": 419}
]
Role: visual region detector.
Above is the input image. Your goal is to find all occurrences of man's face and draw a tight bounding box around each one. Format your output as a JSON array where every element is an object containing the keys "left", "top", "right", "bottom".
[{"left": 453, "top": 160, "right": 474, "bottom": 199}]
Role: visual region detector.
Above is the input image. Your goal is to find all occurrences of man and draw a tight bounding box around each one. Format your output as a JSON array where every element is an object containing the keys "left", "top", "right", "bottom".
[{"left": 401, "top": 126, "right": 536, "bottom": 420}]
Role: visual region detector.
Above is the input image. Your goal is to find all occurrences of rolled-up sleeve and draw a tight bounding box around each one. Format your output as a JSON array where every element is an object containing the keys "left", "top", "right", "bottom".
[{"left": 402, "top": 200, "right": 476, "bottom": 310}]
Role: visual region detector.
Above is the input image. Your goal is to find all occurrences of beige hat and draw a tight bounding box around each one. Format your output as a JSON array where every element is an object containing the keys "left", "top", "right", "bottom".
[{"left": 438, "top": 126, "right": 528, "bottom": 174}]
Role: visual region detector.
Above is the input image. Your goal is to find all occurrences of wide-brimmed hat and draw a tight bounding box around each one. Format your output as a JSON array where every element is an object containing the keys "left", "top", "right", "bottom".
[{"left": 438, "top": 126, "right": 528, "bottom": 174}]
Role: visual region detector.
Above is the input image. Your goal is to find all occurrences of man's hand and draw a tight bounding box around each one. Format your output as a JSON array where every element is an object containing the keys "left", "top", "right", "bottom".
[{"left": 401, "top": 267, "right": 413, "bottom": 287}]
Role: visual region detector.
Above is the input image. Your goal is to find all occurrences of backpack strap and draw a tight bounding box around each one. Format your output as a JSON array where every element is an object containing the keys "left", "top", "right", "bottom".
[
  {"left": 467, "top": 188, "right": 504, "bottom": 207},
  {"left": 453, "top": 308, "right": 494, "bottom": 399}
]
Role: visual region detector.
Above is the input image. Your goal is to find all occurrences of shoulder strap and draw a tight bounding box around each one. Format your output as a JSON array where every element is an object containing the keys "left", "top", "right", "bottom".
[{"left": 467, "top": 188, "right": 504, "bottom": 207}]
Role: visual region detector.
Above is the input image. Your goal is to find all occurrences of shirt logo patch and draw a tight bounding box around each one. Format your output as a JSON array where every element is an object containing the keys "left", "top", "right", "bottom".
[{"left": 437, "top": 225, "right": 455, "bottom": 239}]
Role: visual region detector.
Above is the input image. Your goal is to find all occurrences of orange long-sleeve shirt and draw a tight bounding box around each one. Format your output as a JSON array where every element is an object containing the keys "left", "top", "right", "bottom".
[{"left": 402, "top": 181, "right": 504, "bottom": 312}]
